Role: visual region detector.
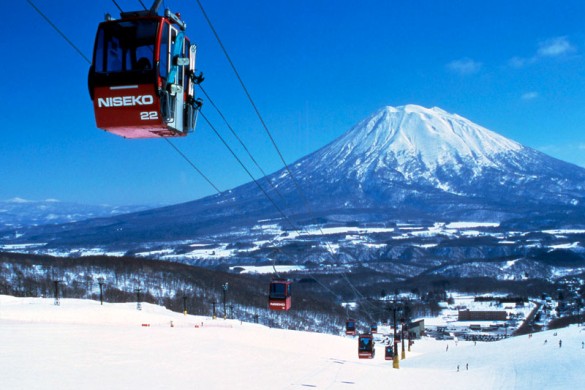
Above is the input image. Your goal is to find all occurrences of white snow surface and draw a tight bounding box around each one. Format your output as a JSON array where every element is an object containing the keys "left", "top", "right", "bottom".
[
  {"left": 1, "top": 295, "right": 584, "bottom": 389},
  {"left": 446, "top": 222, "right": 500, "bottom": 229},
  {"left": 229, "top": 265, "right": 305, "bottom": 274}
]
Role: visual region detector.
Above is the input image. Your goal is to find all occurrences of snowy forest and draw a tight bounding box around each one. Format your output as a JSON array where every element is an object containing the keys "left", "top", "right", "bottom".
[{"left": 2, "top": 251, "right": 575, "bottom": 335}]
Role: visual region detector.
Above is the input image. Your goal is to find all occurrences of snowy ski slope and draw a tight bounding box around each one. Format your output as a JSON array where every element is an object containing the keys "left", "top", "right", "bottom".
[{"left": 1, "top": 295, "right": 583, "bottom": 389}]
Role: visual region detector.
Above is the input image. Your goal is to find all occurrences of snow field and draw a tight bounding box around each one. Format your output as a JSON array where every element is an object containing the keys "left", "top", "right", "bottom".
[{"left": 1, "top": 295, "right": 584, "bottom": 389}]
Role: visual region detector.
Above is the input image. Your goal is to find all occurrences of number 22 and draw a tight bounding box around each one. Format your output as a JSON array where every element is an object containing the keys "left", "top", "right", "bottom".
[{"left": 140, "top": 111, "right": 158, "bottom": 120}]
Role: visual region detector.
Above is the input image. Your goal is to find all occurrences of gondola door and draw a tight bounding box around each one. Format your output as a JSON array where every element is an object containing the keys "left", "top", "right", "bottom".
[
  {"left": 185, "top": 41, "right": 199, "bottom": 131},
  {"left": 161, "top": 24, "right": 185, "bottom": 133},
  {"left": 90, "top": 17, "right": 168, "bottom": 138}
]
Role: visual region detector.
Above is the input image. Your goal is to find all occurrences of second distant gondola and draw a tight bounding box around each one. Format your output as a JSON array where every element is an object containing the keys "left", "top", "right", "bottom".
[
  {"left": 384, "top": 344, "right": 394, "bottom": 360},
  {"left": 346, "top": 319, "right": 356, "bottom": 336}
]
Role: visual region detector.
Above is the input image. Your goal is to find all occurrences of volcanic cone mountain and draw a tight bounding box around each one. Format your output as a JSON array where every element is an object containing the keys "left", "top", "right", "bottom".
[
  {"left": 6, "top": 105, "right": 585, "bottom": 245},
  {"left": 267, "top": 104, "right": 585, "bottom": 223}
]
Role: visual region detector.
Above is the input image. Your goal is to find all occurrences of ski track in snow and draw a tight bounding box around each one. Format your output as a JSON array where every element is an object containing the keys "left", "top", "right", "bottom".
[{"left": 1, "top": 295, "right": 584, "bottom": 389}]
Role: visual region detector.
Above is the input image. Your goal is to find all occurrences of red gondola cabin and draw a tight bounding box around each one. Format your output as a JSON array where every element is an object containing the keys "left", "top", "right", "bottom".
[
  {"left": 358, "top": 334, "right": 375, "bottom": 359},
  {"left": 268, "top": 279, "right": 291, "bottom": 311},
  {"left": 88, "top": 0, "right": 202, "bottom": 138},
  {"left": 346, "top": 319, "right": 356, "bottom": 336}
]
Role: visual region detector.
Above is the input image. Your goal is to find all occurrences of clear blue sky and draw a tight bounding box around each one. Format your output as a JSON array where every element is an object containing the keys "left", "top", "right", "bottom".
[{"left": 3, "top": 0, "right": 585, "bottom": 206}]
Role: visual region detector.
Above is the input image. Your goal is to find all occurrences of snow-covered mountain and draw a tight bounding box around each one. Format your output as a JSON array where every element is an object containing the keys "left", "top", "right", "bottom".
[
  {"left": 299, "top": 105, "right": 526, "bottom": 189},
  {"left": 3, "top": 104, "right": 585, "bottom": 249},
  {"left": 279, "top": 104, "right": 585, "bottom": 220}
]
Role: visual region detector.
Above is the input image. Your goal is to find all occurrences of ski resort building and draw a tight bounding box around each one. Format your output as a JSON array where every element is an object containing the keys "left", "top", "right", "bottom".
[{"left": 458, "top": 310, "right": 507, "bottom": 321}]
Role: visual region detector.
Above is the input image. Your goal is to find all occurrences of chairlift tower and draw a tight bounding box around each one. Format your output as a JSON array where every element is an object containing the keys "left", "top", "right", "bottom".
[
  {"left": 388, "top": 301, "right": 402, "bottom": 369},
  {"left": 53, "top": 280, "right": 61, "bottom": 306},
  {"left": 222, "top": 283, "right": 229, "bottom": 320},
  {"left": 135, "top": 288, "right": 142, "bottom": 311},
  {"left": 98, "top": 277, "right": 105, "bottom": 305},
  {"left": 401, "top": 317, "right": 406, "bottom": 360},
  {"left": 403, "top": 303, "right": 412, "bottom": 354}
]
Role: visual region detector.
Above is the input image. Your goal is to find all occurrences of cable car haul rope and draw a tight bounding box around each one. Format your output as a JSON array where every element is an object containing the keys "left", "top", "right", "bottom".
[{"left": 28, "top": 0, "right": 379, "bottom": 321}]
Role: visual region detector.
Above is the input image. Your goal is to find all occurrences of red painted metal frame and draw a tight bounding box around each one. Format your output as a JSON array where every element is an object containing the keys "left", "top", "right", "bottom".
[
  {"left": 90, "top": 16, "right": 189, "bottom": 138},
  {"left": 268, "top": 280, "right": 292, "bottom": 311}
]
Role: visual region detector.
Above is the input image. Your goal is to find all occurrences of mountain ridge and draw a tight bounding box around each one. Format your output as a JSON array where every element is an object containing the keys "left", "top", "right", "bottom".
[
  {"left": 3, "top": 104, "right": 585, "bottom": 246},
  {"left": 273, "top": 104, "right": 585, "bottom": 219},
  {"left": 0, "top": 198, "right": 152, "bottom": 231}
]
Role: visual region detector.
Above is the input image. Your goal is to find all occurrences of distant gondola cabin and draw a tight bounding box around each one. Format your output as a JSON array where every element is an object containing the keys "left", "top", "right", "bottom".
[
  {"left": 346, "top": 319, "right": 356, "bottom": 336},
  {"left": 268, "top": 279, "right": 291, "bottom": 311},
  {"left": 384, "top": 345, "right": 394, "bottom": 360}
]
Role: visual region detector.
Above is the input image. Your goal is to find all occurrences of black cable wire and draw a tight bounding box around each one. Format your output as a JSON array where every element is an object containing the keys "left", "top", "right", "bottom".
[
  {"left": 26, "top": 0, "right": 92, "bottom": 64},
  {"left": 199, "top": 111, "right": 299, "bottom": 231},
  {"left": 193, "top": 0, "right": 309, "bottom": 205},
  {"left": 195, "top": 110, "right": 357, "bottom": 306},
  {"left": 199, "top": 85, "right": 369, "bottom": 303},
  {"left": 111, "top": 0, "right": 124, "bottom": 13},
  {"left": 201, "top": 109, "right": 367, "bottom": 304},
  {"left": 197, "top": 89, "right": 368, "bottom": 307},
  {"left": 163, "top": 138, "right": 222, "bottom": 193},
  {"left": 198, "top": 106, "right": 349, "bottom": 300},
  {"left": 198, "top": 85, "right": 287, "bottom": 205},
  {"left": 191, "top": 1, "right": 358, "bottom": 260}
]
